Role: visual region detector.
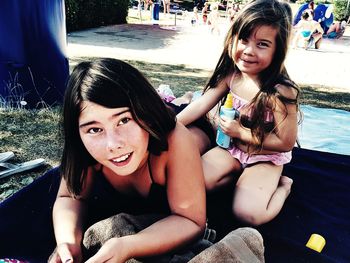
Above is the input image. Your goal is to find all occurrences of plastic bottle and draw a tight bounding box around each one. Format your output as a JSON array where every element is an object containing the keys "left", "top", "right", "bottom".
[{"left": 216, "top": 93, "right": 240, "bottom": 149}]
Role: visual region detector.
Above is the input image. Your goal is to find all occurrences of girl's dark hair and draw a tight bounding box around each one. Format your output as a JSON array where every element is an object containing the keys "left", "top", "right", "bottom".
[
  {"left": 205, "top": 0, "right": 300, "bottom": 152},
  {"left": 302, "top": 10, "right": 310, "bottom": 20},
  {"left": 61, "top": 58, "right": 176, "bottom": 196}
]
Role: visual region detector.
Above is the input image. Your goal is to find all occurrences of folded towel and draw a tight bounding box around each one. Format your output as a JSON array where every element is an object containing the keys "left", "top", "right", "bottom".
[
  {"left": 83, "top": 213, "right": 164, "bottom": 261},
  {"left": 83, "top": 213, "right": 213, "bottom": 262},
  {"left": 83, "top": 214, "right": 264, "bottom": 262},
  {"left": 188, "top": 227, "right": 265, "bottom": 263}
]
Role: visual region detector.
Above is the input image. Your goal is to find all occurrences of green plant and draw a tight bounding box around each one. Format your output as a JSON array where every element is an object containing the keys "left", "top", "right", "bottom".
[
  {"left": 333, "top": 0, "right": 350, "bottom": 21},
  {"left": 65, "top": 0, "right": 129, "bottom": 32}
]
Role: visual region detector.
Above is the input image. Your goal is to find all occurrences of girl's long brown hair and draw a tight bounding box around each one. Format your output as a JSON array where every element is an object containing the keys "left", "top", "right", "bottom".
[
  {"left": 205, "top": 0, "right": 300, "bottom": 152},
  {"left": 61, "top": 58, "right": 176, "bottom": 196}
]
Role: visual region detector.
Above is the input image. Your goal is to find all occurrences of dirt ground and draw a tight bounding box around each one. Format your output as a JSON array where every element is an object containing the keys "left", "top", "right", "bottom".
[{"left": 67, "top": 8, "right": 350, "bottom": 91}]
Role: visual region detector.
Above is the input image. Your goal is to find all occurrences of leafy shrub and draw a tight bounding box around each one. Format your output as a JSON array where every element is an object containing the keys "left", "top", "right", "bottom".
[
  {"left": 65, "top": 0, "right": 129, "bottom": 32},
  {"left": 294, "top": 0, "right": 349, "bottom": 21},
  {"left": 333, "top": 0, "right": 350, "bottom": 21}
]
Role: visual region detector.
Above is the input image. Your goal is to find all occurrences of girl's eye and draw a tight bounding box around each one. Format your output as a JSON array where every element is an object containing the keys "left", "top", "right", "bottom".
[
  {"left": 87, "top": 127, "right": 102, "bottom": 134},
  {"left": 257, "top": 42, "right": 269, "bottom": 48},
  {"left": 118, "top": 117, "right": 131, "bottom": 126},
  {"left": 240, "top": 38, "right": 248, "bottom": 44}
]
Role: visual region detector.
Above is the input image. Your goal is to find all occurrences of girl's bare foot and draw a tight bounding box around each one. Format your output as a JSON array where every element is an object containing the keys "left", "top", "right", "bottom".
[
  {"left": 279, "top": 175, "right": 293, "bottom": 196},
  {"left": 171, "top": 91, "right": 193, "bottom": 106}
]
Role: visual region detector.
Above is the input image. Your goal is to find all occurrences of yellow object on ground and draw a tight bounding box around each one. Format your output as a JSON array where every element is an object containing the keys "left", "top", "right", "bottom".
[{"left": 306, "top": 233, "right": 326, "bottom": 252}]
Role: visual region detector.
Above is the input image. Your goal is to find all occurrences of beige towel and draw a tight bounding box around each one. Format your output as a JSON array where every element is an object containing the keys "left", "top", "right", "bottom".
[
  {"left": 83, "top": 213, "right": 164, "bottom": 262},
  {"left": 83, "top": 213, "right": 264, "bottom": 263},
  {"left": 188, "top": 227, "right": 265, "bottom": 263}
]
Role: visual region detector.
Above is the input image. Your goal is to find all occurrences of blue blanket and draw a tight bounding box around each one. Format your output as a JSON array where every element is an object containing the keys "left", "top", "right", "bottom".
[
  {"left": 0, "top": 147, "right": 349, "bottom": 262},
  {"left": 208, "top": 147, "right": 350, "bottom": 263},
  {"left": 298, "top": 105, "right": 350, "bottom": 156}
]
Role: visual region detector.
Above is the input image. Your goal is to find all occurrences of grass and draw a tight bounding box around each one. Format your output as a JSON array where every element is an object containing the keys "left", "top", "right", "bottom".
[{"left": 1, "top": 55, "right": 350, "bottom": 202}]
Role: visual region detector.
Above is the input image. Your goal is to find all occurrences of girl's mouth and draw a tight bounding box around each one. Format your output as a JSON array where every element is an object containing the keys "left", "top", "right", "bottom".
[
  {"left": 110, "top": 152, "right": 132, "bottom": 166},
  {"left": 241, "top": 58, "right": 256, "bottom": 64}
]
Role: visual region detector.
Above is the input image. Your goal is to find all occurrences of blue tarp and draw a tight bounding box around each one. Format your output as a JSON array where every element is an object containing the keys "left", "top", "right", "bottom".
[
  {"left": 298, "top": 105, "right": 350, "bottom": 156},
  {"left": 0, "top": 0, "right": 68, "bottom": 108}
]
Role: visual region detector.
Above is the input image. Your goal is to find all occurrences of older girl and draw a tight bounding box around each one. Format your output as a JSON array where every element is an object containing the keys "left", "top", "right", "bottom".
[{"left": 49, "top": 58, "right": 206, "bottom": 262}]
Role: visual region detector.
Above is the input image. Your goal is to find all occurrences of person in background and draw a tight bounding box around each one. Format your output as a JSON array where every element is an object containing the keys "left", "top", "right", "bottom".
[
  {"left": 326, "top": 20, "right": 347, "bottom": 39},
  {"left": 292, "top": 10, "right": 324, "bottom": 49},
  {"left": 208, "top": 3, "right": 220, "bottom": 35},
  {"left": 144, "top": 0, "right": 153, "bottom": 13},
  {"left": 162, "top": 0, "right": 170, "bottom": 16},
  {"left": 202, "top": 2, "right": 209, "bottom": 24}
]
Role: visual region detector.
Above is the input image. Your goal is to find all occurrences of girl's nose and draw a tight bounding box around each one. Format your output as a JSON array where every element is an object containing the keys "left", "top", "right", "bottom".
[
  {"left": 106, "top": 131, "right": 125, "bottom": 153},
  {"left": 243, "top": 43, "right": 254, "bottom": 55},
  {"left": 243, "top": 46, "right": 254, "bottom": 55}
]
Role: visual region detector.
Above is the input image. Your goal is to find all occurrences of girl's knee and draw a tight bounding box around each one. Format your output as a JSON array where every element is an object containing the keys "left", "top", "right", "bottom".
[
  {"left": 232, "top": 199, "right": 267, "bottom": 226},
  {"left": 204, "top": 179, "right": 217, "bottom": 192}
]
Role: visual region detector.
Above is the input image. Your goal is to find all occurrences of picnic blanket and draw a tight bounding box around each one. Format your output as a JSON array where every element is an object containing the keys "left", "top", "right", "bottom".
[{"left": 0, "top": 147, "right": 349, "bottom": 262}]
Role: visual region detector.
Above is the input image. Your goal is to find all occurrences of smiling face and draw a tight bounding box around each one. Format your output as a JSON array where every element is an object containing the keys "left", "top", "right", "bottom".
[
  {"left": 78, "top": 101, "right": 149, "bottom": 176},
  {"left": 233, "top": 25, "right": 277, "bottom": 79}
]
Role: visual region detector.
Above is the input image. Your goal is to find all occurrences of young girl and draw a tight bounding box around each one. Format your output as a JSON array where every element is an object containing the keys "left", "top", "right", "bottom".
[
  {"left": 49, "top": 58, "right": 206, "bottom": 262},
  {"left": 177, "top": 0, "right": 300, "bottom": 226}
]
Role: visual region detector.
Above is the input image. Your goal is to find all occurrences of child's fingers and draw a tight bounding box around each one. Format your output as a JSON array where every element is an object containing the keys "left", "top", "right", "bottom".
[
  {"left": 85, "top": 248, "right": 112, "bottom": 263},
  {"left": 48, "top": 251, "right": 61, "bottom": 263},
  {"left": 56, "top": 245, "right": 73, "bottom": 263}
]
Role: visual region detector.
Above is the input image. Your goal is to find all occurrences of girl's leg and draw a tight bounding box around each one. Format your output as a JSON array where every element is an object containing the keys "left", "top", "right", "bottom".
[
  {"left": 171, "top": 91, "right": 193, "bottom": 106},
  {"left": 232, "top": 162, "right": 293, "bottom": 226},
  {"left": 313, "top": 33, "right": 323, "bottom": 49},
  {"left": 166, "top": 2, "right": 170, "bottom": 14},
  {"left": 188, "top": 126, "right": 212, "bottom": 155},
  {"left": 202, "top": 147, "right": 242, "bottom": 191},
  {"left": 290, "top": 30, "right": 299, "bottom": 48},
  {"left": 162, "top": 0, "right": 166, "bottom": 14}
]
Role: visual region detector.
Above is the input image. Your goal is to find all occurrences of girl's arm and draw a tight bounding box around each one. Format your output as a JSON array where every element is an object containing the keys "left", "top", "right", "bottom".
[
  {"left": 314, "top": 21, "right": 324, "bottom": 35},
  {"left": 50, "top": 171, "right": 93, "bottom": 262},
  {"left": 221, "top": 85, "right": 298, "bottom": 153},
  {"left": 177, "top": 77, "right": 229, "bottom": 126},
  {"left": 86, "top": 123, "right": 206, "bottom": 263}
]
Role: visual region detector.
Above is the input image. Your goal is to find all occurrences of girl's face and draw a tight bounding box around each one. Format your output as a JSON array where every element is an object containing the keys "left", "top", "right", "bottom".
[
  {"left": 233, "top": 25, "right": 277, "bottom": 78},
  {"left": 78, "top": 101, "right": 149, "bottom": 176}
]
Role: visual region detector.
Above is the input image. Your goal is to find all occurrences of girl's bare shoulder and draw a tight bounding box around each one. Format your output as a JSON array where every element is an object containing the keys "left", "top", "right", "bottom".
[
  {"left": 275, "top": 83, "right": 298, "bottom": 100},
  {"left": 225, "top": 72, "right": 239, "bottom": 86},
  {"left": 167, "top": 122, "right": 193, "bottom": 146}
]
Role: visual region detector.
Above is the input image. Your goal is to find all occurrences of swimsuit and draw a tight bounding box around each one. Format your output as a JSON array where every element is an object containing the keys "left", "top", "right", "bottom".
[
  {"left": 227, "top": 91, "right": 292, "bottom": 167},
  {"left": 301, "top": 30, "right": 312, "bottom": 38},
  {"left": 0, "top": 161, "right": 169, "bottom": 261},
  {"left": 87, "top": 156, "right": 170, "bottom": 224}
]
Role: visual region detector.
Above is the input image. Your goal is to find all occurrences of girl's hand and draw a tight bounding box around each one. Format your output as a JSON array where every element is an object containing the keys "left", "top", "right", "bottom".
[
  {"left": 85, "top": 238, "right": 128, "bottom": 263},
  {"left": 48, "top": 243, "right": 82, "bottom": 263},
  {"left": 219, "top": 115, "right": 241, "bottom": 138}
]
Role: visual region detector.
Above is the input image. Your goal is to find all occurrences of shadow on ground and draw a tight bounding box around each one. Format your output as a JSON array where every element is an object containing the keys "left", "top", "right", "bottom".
[
  {"left": 300, "top": 85, "right": 350, "bottom": 111},
  {"left": 69, "top": 57, "right": 350, "bottom": 111},
  {"left": 69, "top": 57, "right": 212, "bottom": 96},
  {"left": 68, "top": 24, "right": 181, "bottom": 51}
]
